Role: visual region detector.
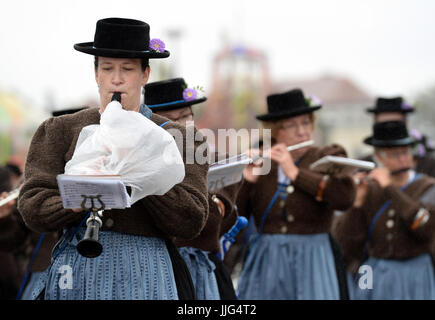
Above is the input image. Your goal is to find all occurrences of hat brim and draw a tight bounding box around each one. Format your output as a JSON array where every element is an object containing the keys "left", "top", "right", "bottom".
[
  {"left": 256, "top": 105, "right": 321, "bottom": 121},
  {"left": 366, "top": 107, "right": 414, "bottom": 114},
  {"left": 363, "top": 136, "right": 415, "bottom": 147},
  {"left": 147, "top": 97, "right": 207, "bottom": 112},
  {"left": 74, "top": 42, "right": 170, "bottom": 59}
]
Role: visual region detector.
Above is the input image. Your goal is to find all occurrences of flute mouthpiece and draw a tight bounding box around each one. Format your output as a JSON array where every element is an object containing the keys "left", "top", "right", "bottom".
[
  {"left": 111, "top": 92, "right": 122, "bottom": 103},
  {"left": 391, "top": 167, "right": 411, "bottom": 175}
]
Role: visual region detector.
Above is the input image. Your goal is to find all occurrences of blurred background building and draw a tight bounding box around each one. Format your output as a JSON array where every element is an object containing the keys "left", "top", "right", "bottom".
[{"left": 273, "top": 74, "right": 374, "bottom": 158}]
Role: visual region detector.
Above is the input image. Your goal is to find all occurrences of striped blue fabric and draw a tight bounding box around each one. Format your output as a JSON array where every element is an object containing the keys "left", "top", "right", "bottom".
[
  {"left": 237, "top": 233, "right": 340, "bottom": 300},
  {"left": 350, "top": 254, "right": 435, "bottom": 300},
  {"left": 20, "top": 271, "right": 47, "bottom": 300},
  {"left": 27, "top": 229, "right": 178, "bottom": 300},
  {"left": 178, "top": 247, "right": 220, "bottom": 300},
  {"left": 139, "top": 104, "right": 153, "bottom": 119},
  {"left": 346, "top": 271, "right": 357, "bottom": 300}
]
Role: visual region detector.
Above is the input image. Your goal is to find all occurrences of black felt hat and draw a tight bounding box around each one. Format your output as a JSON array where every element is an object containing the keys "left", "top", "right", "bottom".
[
  {"left": 144, "top": 78, "right": 207, "bottom": 111},
  {"left": 256, "top": 88, "right": 321, "bottom": 121},
  {"left": 74, "top": 18, "right": 169, "bottom": 59},
  {"left": 366, "top": 97, "right": 414, "bottom": 114},
  {"left": 364, "top": 121, "right": 415, "bottom": 147}
]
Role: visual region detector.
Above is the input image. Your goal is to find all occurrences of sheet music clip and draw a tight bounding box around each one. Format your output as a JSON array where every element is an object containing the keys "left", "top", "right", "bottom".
[{"left": 76, "top": 194, "right": 105, "bottom": 258}]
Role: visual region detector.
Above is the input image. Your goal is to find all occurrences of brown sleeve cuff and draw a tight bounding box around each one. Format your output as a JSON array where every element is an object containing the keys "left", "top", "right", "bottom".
[
  {"left": 384, "top": 185, "right": 421, "bottom": 225},
  {"left": 293, "top": 168, "right": 324, "bottom": 198},
  {"left": 294, "top": 168, "right": 356, "bottom": 210}
]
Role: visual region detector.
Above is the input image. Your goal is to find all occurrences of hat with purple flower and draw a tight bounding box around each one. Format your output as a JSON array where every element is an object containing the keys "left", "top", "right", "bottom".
[
  {"left": 366, "top": 97, "right": 414, "bottom": 114},
  {"left": 144, "top": 78, "right": 207, "bottom": 111},
  {"left": 74, "top": 17, "right": 169, "bottom": 59}
]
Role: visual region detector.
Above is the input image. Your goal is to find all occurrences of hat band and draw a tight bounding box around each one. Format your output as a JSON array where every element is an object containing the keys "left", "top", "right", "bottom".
[{"left": 147, "top": 100, "right": 185, "bottom": 108}]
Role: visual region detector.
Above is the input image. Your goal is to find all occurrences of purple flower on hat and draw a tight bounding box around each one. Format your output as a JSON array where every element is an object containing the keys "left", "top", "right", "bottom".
[
  {"left": 183, "top": 88, "right": 197, "bottom": 101},
  {"left": 306, "top": 95, "right": 322, "bottom": 107},
  {"left": 411, "top": 129, "right": 426, "bottom": 157},
  {"left": 417, "top": 145, "right": 426, "bottom": 157},
  {"left": 402, "top": 102, "right": 412, "bottom": 110},
  {"left": 149, "top": 38, "right": 165, "bottom": 53},
  {"left": 410, "top": 129, "right": 422, "bottom": 140}
]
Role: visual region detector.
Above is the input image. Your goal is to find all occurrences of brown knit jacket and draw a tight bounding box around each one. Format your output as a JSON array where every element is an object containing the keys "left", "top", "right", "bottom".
[
  {"left": 332, "top": 174, "right": 435, "bottom": 269},
  {"left": 236, "top": 144, "right": 356, "bottom": 235},
  {"left": 18, "top": 107, "right": 209, "bottom": 240}
]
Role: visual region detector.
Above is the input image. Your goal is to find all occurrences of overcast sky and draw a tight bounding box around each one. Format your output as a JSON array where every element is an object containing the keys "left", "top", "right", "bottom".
[{"left": 1, "top": 0, "right": 434, "bottom": 110}]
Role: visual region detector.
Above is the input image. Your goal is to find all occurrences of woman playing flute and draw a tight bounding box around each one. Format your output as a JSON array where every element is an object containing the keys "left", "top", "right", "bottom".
[
  {"left": 235, "top": 88, "right": 356, "bottom": 300},
  {"left": 333, "top": 120, "right": 435, "bottom": 300}
]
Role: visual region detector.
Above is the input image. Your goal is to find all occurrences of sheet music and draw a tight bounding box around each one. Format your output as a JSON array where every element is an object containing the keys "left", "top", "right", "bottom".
[
  {"left": 57, "top": 174, "right": 131, "bottom": 209},
  {"left": 207, "top": 141, "right": 314, "bottom": 192},
  {"left": 309, "top": 156, "right": 375, "bottom": 174},
  {"left": 208, "top": 154, "right": 252, "bottom": 192}
]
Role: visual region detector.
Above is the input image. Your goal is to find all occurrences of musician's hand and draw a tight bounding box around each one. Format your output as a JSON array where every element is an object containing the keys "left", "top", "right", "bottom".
[
  {"left": 242, "top": 149, "right": 262, "bottom": 183},
  {"left": 270, "top": 143, "right": 299, "bottom": 180},
  {"left": 0, "top": 192, "right": 15, "bottom": 219},
  {"left": 353, "top": 171, "right": 369, "bottom": 185},
  {"left": 369, "top": 167, "right": 391, "bottom": 188},
  {"left": 353, "top": 173, "right": 369, "bottom": 208},
  {"left": 71, "top": 208, "right": 84, "bottom": 213}
]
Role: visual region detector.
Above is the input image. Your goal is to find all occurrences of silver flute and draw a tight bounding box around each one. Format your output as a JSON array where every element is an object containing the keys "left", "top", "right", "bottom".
[
  {"left": 0, "top": 188, "right": 20, "bottom": 207},
  {"left": 213, "top": 140, "right": 315, "bottom": 167},
  {"left": 250, "top": 140, "right": 315, "bottom": 163}
]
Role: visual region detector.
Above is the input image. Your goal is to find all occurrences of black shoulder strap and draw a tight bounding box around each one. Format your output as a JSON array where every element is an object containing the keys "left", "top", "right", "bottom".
[
  {"left": 208, "top": 253, "right": 237, "bottom": 300},
  {"left": 328, "top": 234, "right": 350, "bottom": 300},
  {"left": 165, "top": 239, "right": 197, "bottom": 300}
]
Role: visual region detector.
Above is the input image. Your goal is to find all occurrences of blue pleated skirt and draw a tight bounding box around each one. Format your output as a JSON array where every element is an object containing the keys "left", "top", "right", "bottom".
[
  {"left": 346, "top": 271, "right": 357, "bottom": 300},
  {"left": 27, "top": 228, "right": 179, "bottom": 300},
  {"left": 350, "top": 254, "right": 435, "bottom": 300},
  {"left": 21, "top": 271, "right": 47, "bottom": 300},
  {"left": 237, "top": 233, "right": 340, "bottom": 300},
  {"left": 178, "top": 247, "right": 220, "bottom": 300}
]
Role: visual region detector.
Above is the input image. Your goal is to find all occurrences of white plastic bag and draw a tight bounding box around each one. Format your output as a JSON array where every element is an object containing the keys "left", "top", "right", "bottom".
[{"left": 64, "top": 100, "right": 185, "bottom": 204}]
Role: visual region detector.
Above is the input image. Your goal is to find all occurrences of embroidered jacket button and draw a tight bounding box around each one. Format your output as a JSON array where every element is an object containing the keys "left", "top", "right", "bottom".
[
  {"left": 386, "top": 219, "right": 395, "bottom": 228},
  {"left": 287, "top": 214, "right": 295, "bottom": 223},
  {"left": 105, "top": 218, "right": 114, "bottom": 228}
]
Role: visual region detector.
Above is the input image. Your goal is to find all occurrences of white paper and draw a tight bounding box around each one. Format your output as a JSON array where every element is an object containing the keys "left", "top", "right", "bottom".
[
  {"left": 208, "top": 154, "right": 252, "bottom": 192},
  {"left": 309, "top": 156, "right": 375, "bottom": 174},
  {"left": 57, "top": 174, "right": 131, "bottom": 209}
]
